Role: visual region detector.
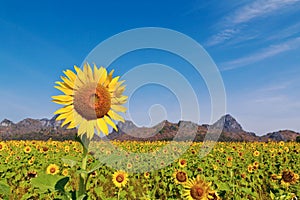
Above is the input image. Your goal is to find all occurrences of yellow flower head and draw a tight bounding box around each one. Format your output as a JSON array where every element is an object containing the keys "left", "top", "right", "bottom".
[
  {"left": 0, "top": 142, "right": 6, "bottom": 151},
  {"left": 46, "top": 164, "right": 60, "bottom": 175},
  {"left": 173, "top": 169, "right": 188, "bottom": 184},
  {"left": 280, "top": 169, "right": 299, "bottom": 187},
  {"left": 279, "top": 141, "right": 285, "bottom": 146},
  {"left": 183, "top": 175, "right": 217, "bottom": 200},
  {"left": 62, "top": 169, "right": 69, "bottom": 176},
  {"left": 144, "top": 172, "right": 150, "bottom": 179},
  {"left": 24, "top": 146, "right": 32, "bottom": 153},
  {"left": 112, "top": 170, "right": 128, "bottom": 188},
  {"left": 179, "top": 158, "right": 187, "bottom": 168},
  {"left": 253, "top": 150, "right": 260, "bottom": 157},
  {"left": 52, "top": 63, "right": 127, "bottom": 139}
]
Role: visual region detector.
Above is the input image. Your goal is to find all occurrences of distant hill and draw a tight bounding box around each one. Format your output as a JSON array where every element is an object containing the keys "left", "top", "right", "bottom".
[
  {"left": 0, "top": 114, "right": 299, "bottom": 142},
  {"left": 0, "top": 115, "right": 77, "bottom": 141}
]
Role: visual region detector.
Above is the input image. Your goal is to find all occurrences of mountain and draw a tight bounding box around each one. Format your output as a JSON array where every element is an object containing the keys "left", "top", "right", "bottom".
[
  {"left": 0, "top": 119, "right": 14, "bottom": 127},
  {"left": 107, "top": 114, "right": 259, "bottom": 142},
  {"left": 0, "top": 114, "right": 299, "bottom": 142},
  {"left": 260, "top": 130, "right": 300, "bottom": 142},
  {"left": 0, "top": 115, "right": 76, "bottom": 141}
]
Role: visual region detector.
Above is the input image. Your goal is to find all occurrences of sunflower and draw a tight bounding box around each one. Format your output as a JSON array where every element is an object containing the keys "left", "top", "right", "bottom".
[
  {"left": 24, "top": 146, "right": 31, "bottom": 153},
  {"left": 112, "top": 170, "right": 128, "bottom": 188},
  {"left": 280, "top": 170, "right": 299, "bottom": 187},
  {"left": 253, "top": 150, "right": 260, "bottom": 157},
  {"left": 247, "top": 164, "right": 253, "bottom": 173},
  {"left": 40, "top": 146, "right": 49, "bottom": 153},
  {"left": 173, "top": 169, "right": 188, "bottom": 184},
  {"left": 127, "top": 163, "right": 133, "bottom": 169},
  {"left": 46, "top": 164, "right": 60, "bottom": 175},
  {"left": 27, "top": 171, "right": 37, "bottom": 179},
  {"left": 279, "top": 141, "right": 284, "bottom": 146},
  {"left": 28, "top": 159, "right": 34, "bottom": 165},
  {"left": 0, "top": 142, "right": 6, "bottom": 151},
  {"left": 52, "top": 63, "right": 127, "bottom": 139},
  {"left": 144, "top": 172, "right": 150, "bottom": 179},
  {"left": 179, "top": 158, "right": 187, "bottom": 168},
  {"left": 183, "top": 175, "right": 218, "bottom": 200},
  {"left": 62, "top": 169, "right": 69, "bottom": 176}
]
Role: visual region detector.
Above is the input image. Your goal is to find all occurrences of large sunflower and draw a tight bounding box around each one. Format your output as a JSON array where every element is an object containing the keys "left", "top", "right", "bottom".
[
  {"left": 52, "top": 63, "right": 127, "bottom": 139},
  {"left": 183, "top": 175, "right": 219, "bottom": 200},
  {"left": 112, "top": 170, "right": 128, "bottom": 188}
]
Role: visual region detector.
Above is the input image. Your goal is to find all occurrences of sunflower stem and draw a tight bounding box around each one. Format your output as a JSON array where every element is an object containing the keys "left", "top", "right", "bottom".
[
  {"left": 117, "top": 187, "right": 121, "bottom": 200},
  {"left": 78, "top": 136, "right": 90, "bottom": 197}
]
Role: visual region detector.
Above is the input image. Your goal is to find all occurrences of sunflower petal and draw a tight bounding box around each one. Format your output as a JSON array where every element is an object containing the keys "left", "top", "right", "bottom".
[
  {"left": 52, "top": 99, "right": 72, "bottom": 105},
  {"left": 108, "top": 69, "right": 115, "bottom": 82},
  {"left": 112, "top": 96, "right": 128, "bottom": 104},
  {"left": 63, "top": 70, "right": 77, "bottom": 82},
  {"left": 96, "top": 118, "right": 109, "bottom": 135},
  {"left": 61, "top": 112, "right": 75, "bottom": 128},
  {"left": 83, "top": 63, "right": 94, "bottom": 82},
  {"left": 109, "top": 76, "right": 120, "bottom": 90},
  {"left": 54, "top": 86, "right": 74, "bottom": 96},
  {"left": 67, "top": 120, "right": 77, "bottom": 129},
  {"left": 52, "top": 95, "right": 73, "bottom": 102},
  {"left": 74, "top": 65, "right": 80, "bottom": 73},
  {"left": 76, "top": 67, "right": 87, "bottom": 84},
  {"left": 98, "top": 67, "right": 107, "bottom": 85},
  {"left": 56, "top": 112, "right": 71, "bottom": 121},
  {"left": 86, "top": 121, "right": 95, "bottom": 139},
  {"left": 111, "top": 105, "right": 127, "bottom": 113},
  {"left": 78, "top": 119, "right": 88, "bottom": 136},
  {"left": 93, "top": 64, "right": 100, "bottom": 81},
  {"left": 61, "top": 76, "right": 75, "bottom": 89},
  {"left": 104, "top": 115, "right": 118, "bottom": 131},
  {"left": 73, "top": 111, "right": 83, "bottom": 124},
  {"left": 54, "top": 105, "right": 74, "bottom": 115},
  {"left": 108, "top": 110, "right": 125, "bottom": 122}
]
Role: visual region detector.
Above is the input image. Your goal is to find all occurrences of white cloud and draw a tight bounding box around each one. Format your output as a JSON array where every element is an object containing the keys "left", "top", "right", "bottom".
[
  {"left": 221, "top": 37, "right": 300, "bottom": 70},
  {"left": 229, "top": 0, "right": 299, "bottom": 25},
  {"left": 266, "top": 22, "right": 300, "bottom": 41},
  {"left": 206, "top": 0, "right": 300, "bottom": 46},
  {"left": 205, "top": 28, "right": 240, "bottom": 46}
]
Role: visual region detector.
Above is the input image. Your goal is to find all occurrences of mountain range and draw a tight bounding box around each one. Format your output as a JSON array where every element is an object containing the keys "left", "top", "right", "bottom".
[{"left": 0, "top": 114, "right": 299, "bottom": 142}]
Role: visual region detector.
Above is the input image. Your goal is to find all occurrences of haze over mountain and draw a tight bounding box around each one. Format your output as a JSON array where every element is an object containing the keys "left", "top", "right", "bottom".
[{"left": 1, "top": 114, "right": 299, "bottom": 142}]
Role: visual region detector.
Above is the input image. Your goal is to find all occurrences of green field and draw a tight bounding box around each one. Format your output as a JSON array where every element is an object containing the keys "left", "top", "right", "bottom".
[{"left": 0, "top": 140, "right": 299, "bottom": 199}]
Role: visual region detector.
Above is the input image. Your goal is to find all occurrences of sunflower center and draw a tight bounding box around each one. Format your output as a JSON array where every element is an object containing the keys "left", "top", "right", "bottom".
[
  {"left": 116, "top": 174, "right": 124, "bottom": 183},
  {"left": 50, "top": 167, "right": 56, "bottom": 174},
  {"left": 74, "top": 84, "right": 111, "bottom": 120},
  {"left": 282, "top": 171, "right": 294, "bottom": 182},
  {"left": 176, "top": 172, "right": 187, "bottom": 182},
  {"left": 190, "top": 185, "right": 204, "bottom": 199}
]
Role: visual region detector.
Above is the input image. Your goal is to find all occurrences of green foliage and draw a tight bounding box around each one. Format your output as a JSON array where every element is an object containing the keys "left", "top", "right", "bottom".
[{"left": 0, "top": 140, "right": 299, "bottom": 199}]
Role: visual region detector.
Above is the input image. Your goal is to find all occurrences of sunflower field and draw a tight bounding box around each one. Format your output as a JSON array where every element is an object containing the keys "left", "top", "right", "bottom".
[{"left": 0, "top": 140, "right": 299, "bottom": 200}]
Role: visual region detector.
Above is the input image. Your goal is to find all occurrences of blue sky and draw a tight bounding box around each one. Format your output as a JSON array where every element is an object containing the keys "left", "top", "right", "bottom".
[{"left": 1, "top": 0, "right": 300, "bottom": 135}]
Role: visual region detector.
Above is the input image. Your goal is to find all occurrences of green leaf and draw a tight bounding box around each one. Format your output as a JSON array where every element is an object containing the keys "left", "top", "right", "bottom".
[
  {"left": 0, "top": 181, "right": 10, "bottom": 197},
  {"left": 20, "top": 193, "right": 34, "bottom": 200},
  {"left": 218, "top": 182, "right": 231, "bottom": 191},
  {"left": 87, "top": 160, "right": 102, "bottom": 173},
  {"left": 31, "top": 174, "right": 64, "bottom": 193},
  {"left": 77, "top": 194, "right": 87, "bottom": 200},
  {"left": 55, "top": 177, "right": 69, "bottom": 193},
  {"left": 62, "top": 156, "right": 78, "bottom": 168},
  {"left": 270, "top": 191, "right": 275, "bottom": 200}
]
